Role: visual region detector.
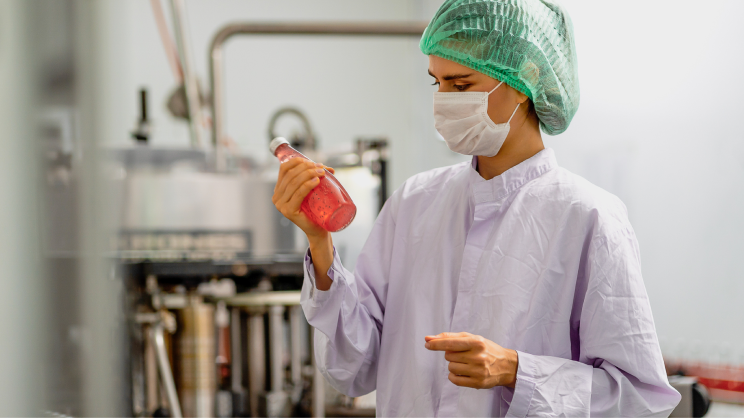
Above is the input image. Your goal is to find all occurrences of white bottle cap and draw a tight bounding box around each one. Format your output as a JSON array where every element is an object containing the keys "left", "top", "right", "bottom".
[{"left": 269, "top": 137, "right": 289, "bottom": 154}]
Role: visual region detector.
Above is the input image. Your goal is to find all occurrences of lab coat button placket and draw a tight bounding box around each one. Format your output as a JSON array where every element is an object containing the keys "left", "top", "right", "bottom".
[
  {"left": 450, "top": 196, "right": 494, "bottom": 332},
  {"left": 439, "top": 200, "right": 493, "bottom": 417}
]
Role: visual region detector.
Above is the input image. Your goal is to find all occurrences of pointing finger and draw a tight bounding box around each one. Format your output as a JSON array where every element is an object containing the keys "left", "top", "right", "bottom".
[
  {"left": 424, "top": 332, "right": 470, "bottom": 343},
  {"left": 425, "top": 337, "right": 473, "bottom": 352}
]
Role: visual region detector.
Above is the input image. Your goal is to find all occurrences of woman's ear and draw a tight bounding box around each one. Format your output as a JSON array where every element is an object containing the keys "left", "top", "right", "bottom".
[
  {"left": 515, "top": 90, "right": 529, "bottom": 105},
  {"left": 505, "top": 83, "right": 530, "bottom": 105}
]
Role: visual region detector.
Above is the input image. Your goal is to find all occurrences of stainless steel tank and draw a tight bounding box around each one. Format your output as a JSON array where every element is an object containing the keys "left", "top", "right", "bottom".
[
  {"left": 108, "top": 145, "right": 383, "bottom": 267},
  {"left": 108, "top": 147, "right": 305, "bottom": 261}
]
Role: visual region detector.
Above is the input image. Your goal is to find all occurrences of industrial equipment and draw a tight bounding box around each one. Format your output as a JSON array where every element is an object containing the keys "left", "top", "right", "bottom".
[
  {"left": 118, "top": 112, "right": 391, "bottom": 417},
  {"left": 111, "top": 6, "right": 426, "bottom": 416}
]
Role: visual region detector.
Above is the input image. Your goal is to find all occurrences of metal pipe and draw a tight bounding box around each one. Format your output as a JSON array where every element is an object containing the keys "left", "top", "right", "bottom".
[
  {"left": 230, "top": 307, "right": 243, "bottom": 394},
  {"left": 247, "top": 311, "right": 265, "bottom": 418},
  {"left": 224, "top": 290, "right": 301, "bottom": 307},
  {"left": 170, "top": 0, "right": 203, "bottom": 148},
  {"left": 268, "top": 305, "right": 286, "bottom": 393},
  {"left": 152, "top": 323, "right": 183, "bottom": 418},
  {"left": 145, "top": 326, "right": 159, "bottom": 413},
  {"left": 311, "top": 327, "right": 325, "bottom": 418},
  {"left": 289, "top": 306, "right": 302, "bottom": 401},
  {"left": 150, "top": 0, "right": 184, "bottom": 83},
  {"left": 267, "top": 107, "right": 316, "bottom": 151},
  {"left": 208, "top": 21, "right": 427, "bottom": 171}
]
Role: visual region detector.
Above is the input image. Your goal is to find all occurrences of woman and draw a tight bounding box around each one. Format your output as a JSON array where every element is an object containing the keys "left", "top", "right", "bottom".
[{"left": 273, "top": 0, "right": 681, "bottom": 416}]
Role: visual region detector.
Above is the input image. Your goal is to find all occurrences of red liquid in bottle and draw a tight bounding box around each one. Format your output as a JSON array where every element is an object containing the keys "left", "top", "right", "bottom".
[{"left": 271, "top": 138, "right": 357, "bottom": 232}]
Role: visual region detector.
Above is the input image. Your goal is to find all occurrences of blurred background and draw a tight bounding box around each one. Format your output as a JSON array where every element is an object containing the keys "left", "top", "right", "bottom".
[{"left": 0, "top": 0, "right": 742, "bottom": 416}]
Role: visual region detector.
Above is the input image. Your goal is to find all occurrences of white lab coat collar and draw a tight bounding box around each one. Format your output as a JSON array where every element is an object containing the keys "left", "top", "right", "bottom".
[{"left": 468, "top": 148, "right": 557, "bottom": 204}]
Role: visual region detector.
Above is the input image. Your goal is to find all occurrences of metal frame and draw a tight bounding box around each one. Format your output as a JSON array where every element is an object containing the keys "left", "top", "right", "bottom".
[{"left": 208, "top": 21, "right": 428, "bottom": 170}]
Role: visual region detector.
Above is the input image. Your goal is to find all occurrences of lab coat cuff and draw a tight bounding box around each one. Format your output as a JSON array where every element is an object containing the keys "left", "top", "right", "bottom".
[
  {"left": 303, "top": 247, "right": 341, "bottom": 305},
  {"left": 505, "top": 350, "right": 537, "bottom": 418},
  {"left": 301, "top": 247, "right": 347, "bottom": 339}
]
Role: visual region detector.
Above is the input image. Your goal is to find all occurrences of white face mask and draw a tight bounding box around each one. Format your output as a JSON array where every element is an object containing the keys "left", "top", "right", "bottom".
[{"left": 433, "top": 81, "right": 520, "bottom": 157}]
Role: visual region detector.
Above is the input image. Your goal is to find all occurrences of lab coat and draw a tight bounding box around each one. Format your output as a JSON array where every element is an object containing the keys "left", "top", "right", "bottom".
[{"left": 300, "top": 148, "right": 681, "bottom": 417}]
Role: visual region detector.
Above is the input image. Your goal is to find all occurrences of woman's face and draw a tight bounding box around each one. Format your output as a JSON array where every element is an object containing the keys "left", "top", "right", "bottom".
[{"left": 428, "top": 55, "right": 528, "bottom": 125}]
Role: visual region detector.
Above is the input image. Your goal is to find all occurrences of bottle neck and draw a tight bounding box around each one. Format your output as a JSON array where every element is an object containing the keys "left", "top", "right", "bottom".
[{"left": 274, "top": 143, "right": 309, "bottom": 163}]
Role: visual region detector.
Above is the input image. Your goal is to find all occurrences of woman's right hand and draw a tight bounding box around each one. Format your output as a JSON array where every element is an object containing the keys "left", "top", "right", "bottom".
[{"left": 272, "top": 158, "right": 335, "bottom": 290}]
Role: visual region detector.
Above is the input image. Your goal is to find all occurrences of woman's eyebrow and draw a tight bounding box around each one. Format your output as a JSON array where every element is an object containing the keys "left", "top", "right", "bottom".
[{"left": 428, "top": 69, "right": 475, "bottom": 80}]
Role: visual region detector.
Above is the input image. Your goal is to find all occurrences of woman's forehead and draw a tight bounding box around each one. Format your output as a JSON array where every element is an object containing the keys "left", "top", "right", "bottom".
[
  {"left": 428, "top": 55, "right": 494, "bottom": 82},
  {"left": 428, "top": 55, "right": 470, "bottom": 74}
]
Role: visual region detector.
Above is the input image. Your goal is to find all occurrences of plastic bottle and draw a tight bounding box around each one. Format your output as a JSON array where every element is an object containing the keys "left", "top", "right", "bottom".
[{"left": 270, "top": 137, "right": 356, "bottom": 232}]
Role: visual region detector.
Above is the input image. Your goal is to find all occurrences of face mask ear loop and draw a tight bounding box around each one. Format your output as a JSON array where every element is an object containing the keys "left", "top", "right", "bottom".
[
  {"left": 506, "top": 103, "right": 521, "bottom": 124},
  {"left": 488, "top": 81, "right": 504, "bottom": 95},
  {"left": 482, "top": 82, "right": 506, "bottom": 127}
]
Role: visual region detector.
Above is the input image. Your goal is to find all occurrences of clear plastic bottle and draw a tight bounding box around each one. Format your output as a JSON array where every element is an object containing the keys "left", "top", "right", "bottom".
[{"left": 270, "top": 137, "right": 356, "bottom": 232}]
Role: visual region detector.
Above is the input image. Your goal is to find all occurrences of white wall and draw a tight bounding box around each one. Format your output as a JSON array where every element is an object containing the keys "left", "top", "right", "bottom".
[
  {"left": 552, "top": 0, "right": 744, "bottom": 359},
  {"left": 95, "top": 0, "right": 743, "bottom": 361}
]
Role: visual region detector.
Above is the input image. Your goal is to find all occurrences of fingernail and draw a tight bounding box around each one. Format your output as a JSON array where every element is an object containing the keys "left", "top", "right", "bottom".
[
  {"left": 425, "top": 342, "right": 431, "bottom": 349},
  {"left": 316, "top": 168, "right": 325, "bottom": 174},
  {"left": 315, "top": 163, "right": 323, "bottom": 167}
]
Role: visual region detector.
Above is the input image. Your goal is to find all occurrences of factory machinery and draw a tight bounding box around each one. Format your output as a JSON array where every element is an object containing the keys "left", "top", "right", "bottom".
[
  {"left": 118, "top": 116, "right": 391, "bottom": 417},
  {"left": 105, "top": 6, "right": 426, "bottom": 416}
]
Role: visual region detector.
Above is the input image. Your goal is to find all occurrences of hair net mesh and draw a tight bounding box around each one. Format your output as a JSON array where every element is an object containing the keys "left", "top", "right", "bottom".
[{"left": 420, "top": 0, "right": 579, "bottom": 135}]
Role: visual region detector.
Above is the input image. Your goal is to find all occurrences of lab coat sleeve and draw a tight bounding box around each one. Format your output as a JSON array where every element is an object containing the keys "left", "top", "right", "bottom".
[
  {"left": 505, "top": 226, "right": 681, "bottom": 418},
  {"left": 300, "top": 195, "right": 397, "bottom": 397}
]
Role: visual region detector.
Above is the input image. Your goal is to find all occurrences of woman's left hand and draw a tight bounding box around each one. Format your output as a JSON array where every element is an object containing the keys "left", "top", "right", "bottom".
[{"left": 424, "top": 332, "right": 519, "bottom": 389}]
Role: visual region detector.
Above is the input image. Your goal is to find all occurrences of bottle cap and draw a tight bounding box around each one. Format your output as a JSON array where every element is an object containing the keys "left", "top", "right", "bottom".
[{"left": 269, "top": 137, "right": 289, "bottom": 155}]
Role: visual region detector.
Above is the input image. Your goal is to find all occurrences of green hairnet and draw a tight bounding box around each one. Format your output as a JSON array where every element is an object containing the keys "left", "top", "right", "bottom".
[{"left": 420, "top": 0, "right": 579, "bottom": 135}]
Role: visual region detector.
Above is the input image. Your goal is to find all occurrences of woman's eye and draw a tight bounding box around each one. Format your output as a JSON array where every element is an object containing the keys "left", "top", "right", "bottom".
[{"left": 454, "top": 84, "right": 469, "bottom": 91}]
